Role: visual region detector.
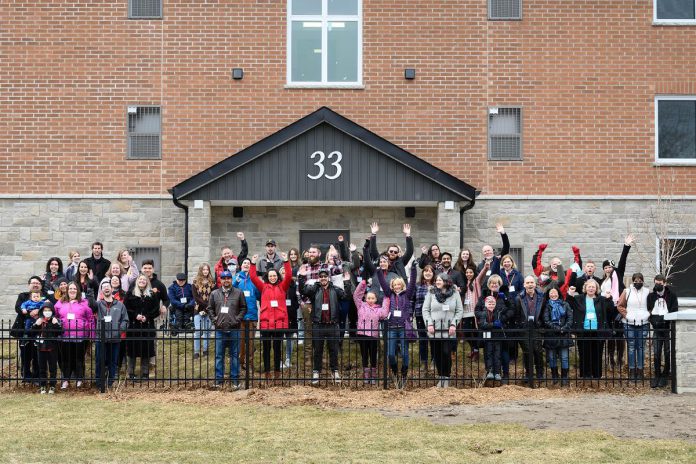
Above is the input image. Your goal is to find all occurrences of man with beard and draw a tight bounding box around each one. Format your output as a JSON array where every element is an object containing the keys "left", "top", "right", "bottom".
[
  {"left": 85, "top": 242, "right": 111, "bottom": 283},
  {"left": 367, "top": 222, "right": 413, "bottom": 282},
  {"left": 440, "top": 252, "right": 465, "bottom": 290},
  {"left": 214, "top": 232, "right": 248, "bottom": 287}
]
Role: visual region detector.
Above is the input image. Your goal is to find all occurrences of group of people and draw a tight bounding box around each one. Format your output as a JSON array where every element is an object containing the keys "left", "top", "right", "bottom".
[{"left": 12, "top": 225, "right": 679, "bottom": 393}]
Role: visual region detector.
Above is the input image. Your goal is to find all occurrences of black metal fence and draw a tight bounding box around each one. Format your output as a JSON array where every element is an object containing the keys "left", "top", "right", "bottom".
[{"left": 0, "top": 319, "right": 677, "bottom": 393}]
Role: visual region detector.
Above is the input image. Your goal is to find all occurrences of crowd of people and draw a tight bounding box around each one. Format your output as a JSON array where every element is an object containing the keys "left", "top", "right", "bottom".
[{"left": 11, "top": 225, "right": 679, "bottom": 393}]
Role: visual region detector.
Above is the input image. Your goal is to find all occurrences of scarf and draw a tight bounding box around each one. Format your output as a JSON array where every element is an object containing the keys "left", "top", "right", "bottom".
[
  {"left": 549, "top": 299, "right": 565, "bottom": 323},
  {"left": 432, "top": 285, "right": 454, "bottom": 304}
]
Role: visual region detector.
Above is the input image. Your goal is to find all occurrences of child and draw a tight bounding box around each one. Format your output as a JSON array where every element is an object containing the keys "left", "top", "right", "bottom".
[
  {"left": 476, "top": 296, "right": 506, "bottom": 384},
  {"left": 353, "top": 280, "right": 389, "bottom": 385},
  {"left": 29, "top": 301, "right": 62, "bottom": 394},
  {"left": 21, "top": 291, "right": 45, "bottom": 334}
]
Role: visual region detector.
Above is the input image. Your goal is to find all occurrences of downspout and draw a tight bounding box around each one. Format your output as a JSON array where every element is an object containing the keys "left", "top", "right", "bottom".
[
  {"left": 459, "top": 192, "right": 478, "bottom": 249},
  {"left": 171, "top": 191, "right": 189, "bottom": 275}
]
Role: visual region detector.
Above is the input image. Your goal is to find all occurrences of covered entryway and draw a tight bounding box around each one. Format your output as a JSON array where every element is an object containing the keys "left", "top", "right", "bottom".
[{"left": 170, "top": 107, "right": 477, "bottom": 271}]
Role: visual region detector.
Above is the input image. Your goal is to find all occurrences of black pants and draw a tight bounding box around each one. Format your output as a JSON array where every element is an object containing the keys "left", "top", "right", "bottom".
[
  {"left": 261, "top": 330, "right": 283, "bottom": 372},
  {"left": 460, "top": 317, "right": 479, "bottom": 351},
  {"left": 431, "top": 338, "right": 453, "bottom": 377},
  {"left": 37, "top": 349, "right": 58, "bottom": 387},
  {"left": 359, "top": 337, "right": 379, "bottom": 368},
  {"left": 578, "top": 331, "right": 604, "bottom": 379},
  {"left": 19, "top": 340, "right": 38, "bottom": 381},
  {"left": 520, "top": 336, "right": 544, "bottom": 378},
  {"left": 312, "top": 323, "right": 339, "bottom": 373},
  {"left": 415, "top": 315, "right": 430, "bottom": 363},
  {"left": 653, "top": 328, "right": 671, "bottom": 376},
  {"left": 60, "top": 341, "right": 87, "bottom": 380}
]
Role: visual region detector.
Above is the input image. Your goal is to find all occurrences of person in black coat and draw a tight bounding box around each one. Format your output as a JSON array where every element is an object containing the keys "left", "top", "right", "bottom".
[
  {"left": 124, "top": 275, "right": 161, "bottom": 379},
  {"left": 647, "top": 274, "right": 678, "bottom": 388},
  {"left": 567, "top": 279, "right": 616, "bottom": 380},
  {"left": 29, "top": 301, "right": 62, "bottom": 393}
]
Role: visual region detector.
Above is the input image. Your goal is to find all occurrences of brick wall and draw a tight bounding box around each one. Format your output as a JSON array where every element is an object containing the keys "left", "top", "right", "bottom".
[{"left": 1, "top": 1, "right": 696, "bottom": 196}]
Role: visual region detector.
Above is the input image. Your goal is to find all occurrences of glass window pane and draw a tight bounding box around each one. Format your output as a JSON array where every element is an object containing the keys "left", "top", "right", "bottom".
[
  {"left": 663, "top": 239, "right": 696, "bottom": 298},
  {"left": 291, "top": 21, "right": 322, "bottom": 82},
  {"left": 328, "top": 0, "right": 358, "bottom": 15},
  {"left": 327, "top": 21, "right": 358, "bottom": 82},
  {"left": 490, "top": 110, "right": 520, "bottom": 135},
  {"left": 658, "top": 100, "right": 696, "bottom": 159},
  {"left": 291, "top": 0, "right": 321, "bottom": 15},
  {"left": 657, "top": 0, "right": 695, "bottom": 19}
]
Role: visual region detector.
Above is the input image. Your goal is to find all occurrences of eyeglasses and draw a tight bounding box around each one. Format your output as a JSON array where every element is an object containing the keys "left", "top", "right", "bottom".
[{"left": 388, "top": 250, "right": 399, "bottom": 254}]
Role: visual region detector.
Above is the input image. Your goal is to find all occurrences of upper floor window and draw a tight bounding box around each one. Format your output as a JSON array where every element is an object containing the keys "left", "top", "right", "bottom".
[
  {"left": 489, "top": 0, "right": 522, "bottom": 20},
  {"left": 655, "top": 0, "right": 696, "bottom": 23},
  {"left": 287, "top": 0, "right": 362, "bottom": 87},
  {"left": 129, "top": 0, "right": 162, "bottom": 19},
  {"left": 488, "top": 107, "right": 522, "bottom": 161},
  {"left": 128, "top": 106, "right": 161, "bottom": 159},
  {"left": 656, "top": 97, "right": 696, "bottom": 164}
]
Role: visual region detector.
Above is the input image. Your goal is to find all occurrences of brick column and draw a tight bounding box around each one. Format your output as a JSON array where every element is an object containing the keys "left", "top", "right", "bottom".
[
  {"left": 665, "top": 309, "right": 696, "bottom": 394},
  {"left": 436, "top": 202, "right": 461, "bottom": 255},
  {"left": 187, "top": 200, "right": 212, "bottom": 279}
]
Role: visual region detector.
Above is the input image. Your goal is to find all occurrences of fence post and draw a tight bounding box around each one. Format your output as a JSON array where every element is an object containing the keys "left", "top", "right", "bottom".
[
  {"left": 527, "top": 320, "right": 535, "bottom": 388},
  {"left": 382, "top": 323, "right": 388, "bottom": 390},
  {"left": 99, "top": 320, "right": 106, "bottom": 394},
  {"left": 244, "top": 322, "right": 250, "bottom": 390}
]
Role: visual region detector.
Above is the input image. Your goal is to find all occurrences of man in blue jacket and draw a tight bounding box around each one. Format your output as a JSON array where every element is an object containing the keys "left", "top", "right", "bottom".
[
  {"left": 233, "top": 258, "right": 261, "bottom": 370},
  {"left": 168, "top": 273, "right": 195, "bottom": 336}
]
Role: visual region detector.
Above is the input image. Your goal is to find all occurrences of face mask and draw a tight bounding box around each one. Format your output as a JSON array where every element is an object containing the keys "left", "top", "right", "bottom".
[
  {"left": 43, "top": 311, "right": 52, "bottom": 318},
  {"left": 633, "top": 282, "right": 643, "bottom": 290},
  {"left": 654, "top": 284, "right": 664, "bottom": 292},
  {"left": 540, "top": 275, "right": 549, "bottom": 282}
]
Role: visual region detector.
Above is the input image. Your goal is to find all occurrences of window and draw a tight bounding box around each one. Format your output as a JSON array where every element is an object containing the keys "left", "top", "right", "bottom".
[
  {"left": 129, "top": 0, "right": 162, "bottom": 19},
  {"left": 659, "top": 237, "right": 696, "bottom": 298},
  {"left": 488, "top": 107, "right": 522, "bottom": 160},
  {"left": 489, "top": 0, "right": 522, "bottom": 20},
  {"left": 507, "top": 247, "right": 525, "bottom": 274},
  {"left": 655, "top": 0, "right": 696, "bottom": 23},
  {"left": 127, "top": 106, "right": 161, "bottom": 159},
  {"left": 129, "top": 246, "right": 162, "bottom": 275},
  {"left": 287, "top": 0, "right": 362, "bottom": 87},
  {"left": 655, "top": 97, "right": 696, "bottom": 164}
]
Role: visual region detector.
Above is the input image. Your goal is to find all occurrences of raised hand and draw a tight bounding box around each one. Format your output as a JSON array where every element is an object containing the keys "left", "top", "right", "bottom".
[
  {"left": 251, "top": 254, "right": 259, "bottom": 264},
  {"left": 539, "top": 243, "right": 548, "bottom": 251},
  {"left": 281, "top": 252, "right": 288, "bottom": 261},
  {"left": 403, "top": 224, "right": 411, "bottom": 236},
  {"left": 298, "top": 265, "right": 308, "bottom": 276},
  {"left": 496, "top": 223, "right": 505, "bottom": 234},
  {"left": 236, "top": 232, "right": 245, "bottom": 241},
  {"left": 625, "top": 234, "right": 635, "bottom": 246},
  {"left": 370, "top": 222, "right": 379, "bottom": 235},
  {"left": 349, "top": 243, "right": 357, "bottom": 252},
  {"left": 572, "top": 245, "right": 580, "bottom": 254}
]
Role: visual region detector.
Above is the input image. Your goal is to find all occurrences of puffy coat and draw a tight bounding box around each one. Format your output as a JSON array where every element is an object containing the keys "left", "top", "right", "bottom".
[
  {"left": 233, "top": 271, "right": 261, "bottom": 321},
  {"left": 353, "top": 280, "right": 389, "bottom": 337},
  {"left": 542, "top": 298, "right": 574, "bottom": 349},
  {"left": 250, "top": 261, "right": 292, "bottom": 330},
  {"left": 422, "top": 289, "right": 464, "bottom": 339}
]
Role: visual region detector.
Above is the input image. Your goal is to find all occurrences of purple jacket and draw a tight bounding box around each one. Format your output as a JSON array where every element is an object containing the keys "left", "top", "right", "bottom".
[
  {"left": 377, "top": 264, "right": 417, "bottom": 329},
  {"left": 54, "top": 299, "right": 94, "bottom": 340},
  {"left": 353, "top": 280, "right": 390, "bottom": 337}
]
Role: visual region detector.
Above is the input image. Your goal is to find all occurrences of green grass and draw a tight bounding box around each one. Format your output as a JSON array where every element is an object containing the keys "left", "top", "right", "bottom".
[{"left": 0, "top": 394, "right": 693, "bottom": 463}]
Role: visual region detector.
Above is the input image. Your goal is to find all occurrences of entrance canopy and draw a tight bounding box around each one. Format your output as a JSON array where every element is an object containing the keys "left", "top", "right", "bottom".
[{"left": 171, "top": 107, "right": 476, "bottom": 205}]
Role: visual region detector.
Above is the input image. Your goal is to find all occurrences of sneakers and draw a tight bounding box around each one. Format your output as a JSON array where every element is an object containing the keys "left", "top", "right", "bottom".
[
  {"left": 281, "top": 359, "right": 291, "bottom": 369},
  {"left": 311, "top": 371, "right": 320, "bottom": 385},
  {"left": 40, "top": 387, "right": 46, "bottom": 395},
  {"left": 61, "top": 381, "right": 69, "bottom": 390},
  {"left": 76, "top": 381, "right": 83, "bottom": 388},
  {"left": 212, "top": 382, "right": 223, "bottom": 389},
  {"left": 442, "top": 377, "right": 450, "bottom": 388},
  {"left": 48, "top": 387, "right": 55, "bottom": 394},
  {"left": 232, "top": 383, "right": 241, "bottom": 391},
  {"left": 298, "top": 340, "right": 304, "bottom": 346},
  {"left": 193, "top": 353, "right": 200, "bottom": 360},
  {"left": 485, "top": 371, "right": 495, "bottom": 380},
  {"left": 203, "top": 351, "right": 208, "bottom": 356},
  {"left": 494, "top": 373, "right": 502, "bottom": 381},
  {"left": 333, "top": 370, "right": 341, "bottom": 384}
]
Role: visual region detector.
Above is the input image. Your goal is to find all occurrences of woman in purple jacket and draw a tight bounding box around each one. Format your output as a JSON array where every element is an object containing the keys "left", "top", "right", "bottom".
[
  {"left": 377, "top": 262, "right": 417, "bottom": 389},
  {"left": 54, "top": 281, "right": 95, "bottom": 389}
]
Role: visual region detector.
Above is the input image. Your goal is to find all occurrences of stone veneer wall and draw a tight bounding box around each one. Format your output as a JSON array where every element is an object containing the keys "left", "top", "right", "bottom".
[
  {"left": 0, "top": 198, "right": 184, "bottom": 319},
  {"left": 674, "top": 319, "right": 696, "bottom": 393}
]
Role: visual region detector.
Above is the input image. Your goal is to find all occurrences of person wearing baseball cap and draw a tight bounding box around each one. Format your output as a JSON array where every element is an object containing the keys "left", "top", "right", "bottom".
[
  {"left": 257, "top": 239, "right": 283, "bottom": 279},
  {"left": 167, "top": 272, "right": 195, "bottom": 336}
]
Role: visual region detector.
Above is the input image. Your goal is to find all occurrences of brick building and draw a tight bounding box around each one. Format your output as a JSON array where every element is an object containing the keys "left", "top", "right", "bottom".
[{"left": 2, "top": 0, "right": 696, "bottom": 316}]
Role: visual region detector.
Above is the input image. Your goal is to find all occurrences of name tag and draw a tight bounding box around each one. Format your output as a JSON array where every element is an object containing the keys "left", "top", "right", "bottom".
[
  {"left": 586, "top": 313, "right": 596, "bottom": 320},
  {"left": 394, "top": 310, "right": 402, "bottom": 318},
  {"left": 180, "top": 297, "right": 187, "bottom": 304},
  {"left": 307, "top": 279, "right": 317, "bottom": 286},
  {"left": 486, "top": 270, "right": 491, "bottom": 276},
  {"left": 104, "top": 315, "right": 112, "bottom": 323},
  {"left": 48, "top": 290, "right": 54, "bottom": 295},
  {"left": 285, "top": 299, "right": 291, "bottom": 306},
  {"left": 244, "top": 291, "right": 250, "bottom": 297},
  {"left": 464, "top": 297, "right": 471, "bottom": 305},
  {"left": 483, "top": 331, "right": 492, "bottom": 339},
  {"left": 67, "top": 313, "right": 75, "bottom": 320},
  {"left": 528, "top": 315, "right": 535, "bottom": 321},
  {"left": 357, "top": 277, "right": 362, "bottom": 283},
  {"left": 271, "top": 300, "right": 279, "bottom": 308},
  {"left": 509, "top": 286, "right": 516, "bottom": 293},
  {"left": 81, "top": 292, "right": 86, "bottom": 299},
  {"left": 221, "top": 306, "right": 229, "bottom": 314},
  {"left": 321, "top": 304, "right": 329, "bottom": 311}
]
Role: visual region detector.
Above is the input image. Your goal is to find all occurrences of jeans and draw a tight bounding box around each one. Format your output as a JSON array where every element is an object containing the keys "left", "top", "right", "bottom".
[
  {"left": 193, "top": 314, "right": 212, "bottom": 354},
  {"left": 387, "top": 328, "right": 409, "bottom": 374},
  {"left": 95, "top": 342, "right": 120, "bottom": 387},
  {"left": 547, "top": 348, "right": 569, "bottom": 369},
  {"left": 653, "top": 328, "right": 671, "bottom": 376},
  {"left": 215, "top": 329, "right": 240, "bottom": 383},
  {"left": 624, "top": 323, "right": 649, "bottom": 369}
]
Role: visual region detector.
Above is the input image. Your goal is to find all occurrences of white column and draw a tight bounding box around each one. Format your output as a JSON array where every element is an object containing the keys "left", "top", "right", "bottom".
[{"left": 664, "top": 309, "right": 696, "bottom": 394}]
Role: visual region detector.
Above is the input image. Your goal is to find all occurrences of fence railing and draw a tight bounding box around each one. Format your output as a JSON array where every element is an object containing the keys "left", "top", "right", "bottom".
[{"left": 0, "top": 319, "right": 677, "bottom": 393}]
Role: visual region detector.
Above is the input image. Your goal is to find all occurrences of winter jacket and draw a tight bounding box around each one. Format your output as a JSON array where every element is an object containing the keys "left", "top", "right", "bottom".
[
  {"left": 531, "top": 245, "right": 580, "bottom": 297},
  {"left": 475, "top": 293, "right": 515, "bottom": 339},
  {"left": 54, "top": 299, "right": 95, "bottom": 340},
  {"left": 42, "top": 272, "right": 64, "bottom": 295},
  {"left": 542, "top": 298, "right": 574, "bottom": 349},
  {"left": 600, "top": 244, "right": 631, "bottom": 303},
  {"left": 84, "top": 255, "right": 111, "bottom": 283},
  {"left": 497, "top": 267, "right": 524, "bottom": 301},
  {"left": 462, "top": 266, "right": 489, "bottom": 319},
  {"left": 353, "top": 280, "right": 389, "bottom": 337},
  {"left": 148, "top": 274, "right": 170, "bottom": 307},
  {"left": 124, "top": 290, "right": 161, "bottom": 358},
  {"left": 299, "top": 276, "right": 352, "bottom": 324},
  {"left": 476, "top": 232, "right": 510, "bottom": 283},
  {"left": 514, "top": 288, "right": 546, "bottom": 329},
  {"left": 257, "top": 253, "right": 284, "bottom": 279},
  {"left": 213, "top": 240, "right": 249, "bottom": 287},
  {"left": 167, "top": 282, "right": 196, "bottom": 313},
  {"left": 647, "top": 286, "right": 678, "bottom": 329},
  {"left": 422, "top": 289, "right": 464, "bottom": 338},
  {"left": 64, "top": 263, "right": 79, "bottom": 282},
  {"left": 232, "top": 271, "right": 261, "bottom": 321},
  {"left": 368, "top": 234, "right": 414, "bottom": 282},
  {"left": 250, "top": 261, "right": 292, "bottom": 330},
  {"left": 567, "top": 294, "right": 615, "bottom": 333},
  {"left": 29, "top": 316, "right": 62, "bottom": 351},
  {"left": 95, "top": 298, "right": 129, "bottom": 341},
  {"left": 207, "top": 286, "right": 247, "bottom": 330},
  {"left": 378, "top": 263, "right": 418, "bottom": 329},
  {"left": 617, "top": 285, "right": 651, "bottom": 326}
]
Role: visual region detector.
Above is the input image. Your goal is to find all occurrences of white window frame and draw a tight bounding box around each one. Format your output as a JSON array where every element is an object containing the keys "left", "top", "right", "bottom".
[
  {"left": 655, "top": 96, "right": 696, "bottom": 165},
  {"left": 286, "top": 0, "right": 363, "bottom": 88},
  {"left": 654, "top": 0, "right": 696, "bottom": 25},
  {"left": 655, "top": 235, "right": 696, "bottom": 302}
]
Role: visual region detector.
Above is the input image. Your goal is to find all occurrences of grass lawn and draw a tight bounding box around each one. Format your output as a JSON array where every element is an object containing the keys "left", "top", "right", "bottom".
[{"left": 0, "top": 393, "right": 693, "bottom": 463}]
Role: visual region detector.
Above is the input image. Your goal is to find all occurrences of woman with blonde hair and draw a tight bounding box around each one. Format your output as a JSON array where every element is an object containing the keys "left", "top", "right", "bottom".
[
  {"left": 124, "top": 275, "right": 160, "bottom": 380},
  {"left": 115, "top": 249, "right": 139, "bottom": 292},
  {"left": 192, "top": 263, "right": 216, "bottom": 359}
]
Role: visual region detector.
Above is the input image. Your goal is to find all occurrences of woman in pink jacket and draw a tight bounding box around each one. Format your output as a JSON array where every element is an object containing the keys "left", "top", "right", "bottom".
[
  {"left": 353, "top": 280, "right": 389, "bottom": 385},
  {"left": 54, "top": 281, "right": 95, "bottom": 389}
]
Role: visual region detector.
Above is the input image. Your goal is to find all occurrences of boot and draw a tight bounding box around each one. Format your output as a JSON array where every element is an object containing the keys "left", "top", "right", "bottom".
[
  {"left": 363, "top": 368, "right": 370, "bottom": 385},
  {"left": 370, "top": 367, "right": 378, "bottom": 385},
  {"left": 436, "top": 376, "right": 442, "bottom": 388},
  {"left": 651, "top": 376, "right": 660, "bottom": 388},
  {"left": 399, "top": 369, "right": 408, "bottom": 389},
  {"left": 561, "top": 368, "right": 569, "bottom": 387},
  {"left": 442, "top": 377, "right": 450, "bottom": 388},
  {"left": 636, "top": 369, "right": 643, "bottom": 381},
  {"left": 127, "top": 357, "right": 135, "bottom": 380},
  {"left": 273, "top": 371, "right": 281, "bottom": 386},
  {"left": 628, "top": 368, "right": 635, "bottom": 381},
  {"left": 264, "top": 372, "right": 271, "bottom": 387},
  {"left": 551, "top": 367, "right": 559, "bottom": 385}
]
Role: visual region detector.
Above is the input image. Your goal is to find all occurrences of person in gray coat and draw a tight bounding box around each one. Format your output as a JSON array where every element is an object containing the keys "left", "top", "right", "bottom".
[
  {"left": 423, "top": 273, "right": 464, "bottom": 387},
  {"left": 95, "top": 280, "right": 129, "bottom": 388}
]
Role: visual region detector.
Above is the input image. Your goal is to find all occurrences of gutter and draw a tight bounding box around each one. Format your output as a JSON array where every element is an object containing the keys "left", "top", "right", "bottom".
[
  {"left": 459, "top": 192, "right": 479, "bottom": 249},
  {"left": 170, "top": 190, "right": 189, "bottom": 275}
]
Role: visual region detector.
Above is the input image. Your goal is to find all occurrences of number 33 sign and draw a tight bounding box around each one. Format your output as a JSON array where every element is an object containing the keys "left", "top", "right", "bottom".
[{"left": 307, "top": 150, "right": 342, "bottom": 180}]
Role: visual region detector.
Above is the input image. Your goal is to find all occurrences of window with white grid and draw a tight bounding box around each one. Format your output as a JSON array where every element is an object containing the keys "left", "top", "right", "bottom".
[
  {"left": 127, "top": 106, "right": 161, "bottom": 160},
  {"left": 654, "top": 0, "right": 696, "bottom": 23},
  {"left": 488, "top": 107, "right": 522, "bottom": 161},
  {"left": 489, "top": 0, "right": 522, "bottom": 20},
  {"left": 129, "top": 0, "right": 162, "bottom": 19}
]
